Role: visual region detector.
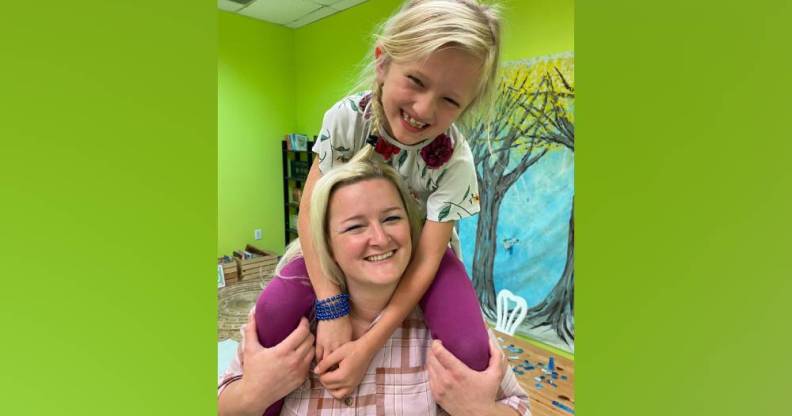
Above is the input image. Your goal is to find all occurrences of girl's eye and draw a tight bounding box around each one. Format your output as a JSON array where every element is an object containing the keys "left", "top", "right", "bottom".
[
  {"left": 384, "top": 215, "right": 402, "bottom": 223},
  {"left": 407, "top": 76, "right": 424, "bottom": 87},
  {"left": 444, "top": 97, "right": 461, "bottom": 108}
]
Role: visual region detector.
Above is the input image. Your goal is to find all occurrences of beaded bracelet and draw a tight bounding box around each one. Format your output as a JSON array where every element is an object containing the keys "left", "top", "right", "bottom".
[{"left": 315, "top": 293, "right": 351, "bottom": 321}]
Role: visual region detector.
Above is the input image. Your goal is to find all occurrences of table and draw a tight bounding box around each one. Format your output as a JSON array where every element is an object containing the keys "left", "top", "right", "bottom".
[{"left": 495, "top": 331, "right": 575, "bottom": 416}]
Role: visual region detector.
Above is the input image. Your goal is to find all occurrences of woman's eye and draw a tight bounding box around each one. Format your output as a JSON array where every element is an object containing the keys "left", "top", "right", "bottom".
[
  {"left": 407, "top": 76, "right": 423, "bottom": 87},
  {"left": 384, "top": 216, "right": 402, "bottom": 223},
  {"left": 344, "top": 224, "right": 363, "bottom": 233}
]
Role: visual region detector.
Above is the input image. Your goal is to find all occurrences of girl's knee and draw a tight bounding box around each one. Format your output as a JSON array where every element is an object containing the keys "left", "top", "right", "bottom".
[{"left": 442, "top": 334, "right": 490, "bottom": 371}]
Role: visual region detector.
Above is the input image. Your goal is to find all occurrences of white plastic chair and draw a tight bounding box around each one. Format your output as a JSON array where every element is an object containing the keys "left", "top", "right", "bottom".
[{"left": 495, "top": 289, "right": 528, "bottom": 335}]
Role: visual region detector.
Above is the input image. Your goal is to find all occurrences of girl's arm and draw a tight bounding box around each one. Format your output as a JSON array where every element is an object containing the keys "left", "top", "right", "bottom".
[
  {"left": 314, "top": 219, "right": 454, "bottom": 399},
  {"left": 298, "top": 159, "right": 353, "bottom": 359}
]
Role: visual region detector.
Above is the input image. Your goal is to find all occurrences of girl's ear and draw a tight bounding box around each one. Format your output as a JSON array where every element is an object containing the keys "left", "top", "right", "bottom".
[{"left": 375, "top": 45, "right": 388, "bottom": 82}]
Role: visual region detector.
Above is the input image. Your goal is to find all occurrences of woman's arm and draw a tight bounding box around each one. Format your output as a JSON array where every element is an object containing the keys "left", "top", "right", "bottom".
[
  {"left": 298, "top": 158, "right": 353, "bottom": 359},
  {"left": 218, "top": 314, "right": 315, "bottom": 416}
]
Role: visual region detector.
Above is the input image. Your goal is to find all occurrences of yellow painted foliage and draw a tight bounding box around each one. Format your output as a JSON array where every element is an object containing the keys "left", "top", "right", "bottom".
[{"left": 498, "top": 53, "right": 574, "bottom": 153}]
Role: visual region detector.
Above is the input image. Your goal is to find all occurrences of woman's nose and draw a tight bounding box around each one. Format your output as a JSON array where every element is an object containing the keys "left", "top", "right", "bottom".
[{"left": 368, "top": 223, "right": 389, "bottom": 246}]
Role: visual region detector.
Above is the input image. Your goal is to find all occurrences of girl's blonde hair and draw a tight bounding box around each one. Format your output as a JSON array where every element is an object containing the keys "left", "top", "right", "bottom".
[
  {"left": 357, "top": 0, "right": 502, "bottom": 139},
  {"left": 275, "top": 151, "right": 423, "bottom": 291}
]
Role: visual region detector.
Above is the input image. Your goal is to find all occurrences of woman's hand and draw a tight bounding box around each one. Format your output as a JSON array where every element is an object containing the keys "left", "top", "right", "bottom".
[
  {"left": 313, "top": 338, "right": 374, "bottom": 399},
  {"left": 427, "top": 337, "right": 508, "bottom": 416},
  {"left": 238, "top": 313, "right": 315, "bottom": 413},
  {"left": 315, "top": 315, "right": 353, "bottom": 362}
]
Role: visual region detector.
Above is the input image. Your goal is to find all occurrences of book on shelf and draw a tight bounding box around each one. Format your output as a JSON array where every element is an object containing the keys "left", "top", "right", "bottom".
[{"left": 284, "top": 133, "right": 308, "bottom": 152}]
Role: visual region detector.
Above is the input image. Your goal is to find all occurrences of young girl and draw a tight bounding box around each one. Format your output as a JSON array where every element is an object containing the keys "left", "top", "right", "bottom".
[{"left": 254, "top": 0, "right": 501, "bottom": 413}]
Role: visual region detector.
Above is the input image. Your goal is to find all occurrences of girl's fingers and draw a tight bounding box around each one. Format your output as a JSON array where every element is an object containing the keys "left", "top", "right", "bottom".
[
  {"left": 314, "top": 347, "right": 344, "bottom": 374},
  {"left": 319, "top": 370, "right": 343, "bottom": 389}
]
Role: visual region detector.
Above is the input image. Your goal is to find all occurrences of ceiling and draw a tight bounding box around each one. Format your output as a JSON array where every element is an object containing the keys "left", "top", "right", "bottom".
[{"left": 218, "top": 0, "right": 369, "bottom": 29}]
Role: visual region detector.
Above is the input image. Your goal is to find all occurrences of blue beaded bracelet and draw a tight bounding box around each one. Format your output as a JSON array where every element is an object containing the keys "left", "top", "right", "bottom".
[{"left": 315, "top": 293, "right": 351, "bottom": 320}]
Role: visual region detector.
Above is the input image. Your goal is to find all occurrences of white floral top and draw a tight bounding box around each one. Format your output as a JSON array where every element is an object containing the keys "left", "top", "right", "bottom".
[{"left": 313, "top": 92, "right": 480, "bottom": 222}]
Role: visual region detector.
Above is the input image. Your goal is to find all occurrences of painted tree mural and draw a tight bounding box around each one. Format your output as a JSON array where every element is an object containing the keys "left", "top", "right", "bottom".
[{"left": 460, "top": 54, "right": 575, "bottom": 346}]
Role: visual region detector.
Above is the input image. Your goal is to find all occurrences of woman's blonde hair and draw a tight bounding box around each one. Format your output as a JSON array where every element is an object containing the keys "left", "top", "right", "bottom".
[
  {"left": 276, "top": 151, "right": 423, "bottom": 291},
  {"left": 356, "top": 0, "right": 502, "bottom": 138}
]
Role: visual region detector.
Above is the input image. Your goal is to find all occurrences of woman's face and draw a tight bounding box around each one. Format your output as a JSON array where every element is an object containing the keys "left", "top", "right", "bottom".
[
  {"left": 376, "top": 47, "right": 482, "bottom": 145},
  {"left": 327, "top": 178, "right": 412, "bottom": 289}
]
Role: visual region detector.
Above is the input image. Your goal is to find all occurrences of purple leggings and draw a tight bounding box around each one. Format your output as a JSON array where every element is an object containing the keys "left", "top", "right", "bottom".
[{"left": 254, "top": 248, "right": 489, "bottom": 416}]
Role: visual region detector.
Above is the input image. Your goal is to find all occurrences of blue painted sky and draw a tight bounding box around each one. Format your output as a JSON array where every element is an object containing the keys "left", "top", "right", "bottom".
[{"left": 459, "top": 148, "right": 574, "bottom": 307}]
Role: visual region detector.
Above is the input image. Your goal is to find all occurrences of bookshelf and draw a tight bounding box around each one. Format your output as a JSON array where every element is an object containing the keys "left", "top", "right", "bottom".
[{"left": 281, "top": 137, "right": 315, "bottom": 246}]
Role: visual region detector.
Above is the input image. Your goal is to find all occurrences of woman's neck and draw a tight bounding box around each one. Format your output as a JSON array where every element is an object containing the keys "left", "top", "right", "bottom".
[{"left": 346, "top": 282, "right": 397, "bottom": 339}]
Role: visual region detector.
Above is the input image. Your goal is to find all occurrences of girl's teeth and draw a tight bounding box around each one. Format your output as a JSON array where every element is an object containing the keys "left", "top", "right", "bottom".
[
  {"left": 366, "top": 251, "right": 394, "bottom": 261},
  {"left": 402, "top": 111, "right": 426, "bottom": 128}
]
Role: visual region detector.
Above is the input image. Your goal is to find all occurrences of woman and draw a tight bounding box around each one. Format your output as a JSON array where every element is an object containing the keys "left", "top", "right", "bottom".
[{"left": 218, "top": 156, "right": 530, "bottom": 415}]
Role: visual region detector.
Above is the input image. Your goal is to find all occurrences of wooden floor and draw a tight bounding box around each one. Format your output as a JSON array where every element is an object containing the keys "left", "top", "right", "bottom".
[{"left": 495, "top": 331, "right": 575, "bottom": 416}]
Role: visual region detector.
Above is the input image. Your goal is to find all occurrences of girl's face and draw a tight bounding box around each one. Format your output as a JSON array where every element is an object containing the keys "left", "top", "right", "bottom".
[
  {"left": 327, "top": 178, "right": 412, "bottom": 290},
  {"left": 376, "top": 47, "right": 482, "bottom": 145}
]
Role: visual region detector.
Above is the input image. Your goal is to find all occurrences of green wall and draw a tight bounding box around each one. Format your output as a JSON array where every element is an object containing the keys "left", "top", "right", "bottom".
[
  {"left": 218, "top": 11, "right": 295, "bottom": 256},
  {"left": 218, "top": 0, "right": 573, "bottom": 256}
]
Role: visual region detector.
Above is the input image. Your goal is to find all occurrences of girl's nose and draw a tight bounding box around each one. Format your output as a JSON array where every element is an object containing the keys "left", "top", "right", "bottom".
[{"left": 412, "top": 93, "right": 435, "bottom": 121}]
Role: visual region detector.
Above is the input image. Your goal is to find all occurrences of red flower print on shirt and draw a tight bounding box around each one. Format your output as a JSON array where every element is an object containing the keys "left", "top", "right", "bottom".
[
  {"left": 359, "top": 94, "right": 372, "bottom": 119},
  {"left": 374, "top": 137, "right": 401, "bottom": 161},
  {"left": 420, "top": 133, "right": 453, "bottom": 168}
]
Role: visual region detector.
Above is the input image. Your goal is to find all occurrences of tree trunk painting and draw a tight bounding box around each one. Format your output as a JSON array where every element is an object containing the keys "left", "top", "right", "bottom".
[
  {"left": 526, "top": 205, "right": 574, "bottom": 343},
  {"left": 461, "top": 53, "right": 575, "bottom": 349}
]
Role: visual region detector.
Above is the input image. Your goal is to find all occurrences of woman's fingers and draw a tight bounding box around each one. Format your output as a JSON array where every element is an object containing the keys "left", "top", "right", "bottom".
[
  {"left": 243, "top": 312, "right": 262, "bottom": 354},
  {"left": 276, "top": 317, "right": 311, "bottom": 352},
  {"left": 486, "top": 335, "right": 507, "bottom": 378},
  {"left": 295, "top": 330, "right": 315, "bottom": 360},
  {"left": 430, "top": 340, "right": 463, "bottom": 374}
]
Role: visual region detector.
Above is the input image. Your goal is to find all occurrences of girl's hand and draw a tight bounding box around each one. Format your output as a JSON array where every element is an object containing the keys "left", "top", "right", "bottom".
[
  {"left": 315, "top": 315, "right": 353, "bottom": 361},
  {"left": 314, "top": 339, "right": 374, "bottom": 399},
  {"left": 427, "top": 338, "right": 507, "bottom": 416},
  {"left": 238, "top": 314, "right": 315, "bottom": 412}
]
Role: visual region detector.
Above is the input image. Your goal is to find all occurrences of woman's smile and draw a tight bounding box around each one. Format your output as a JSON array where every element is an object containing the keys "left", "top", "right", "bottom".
[
  {"left": 364, "top": 250, "right": 396, "bottom": 262},
  {"left": 328, "top": 178, "right": 413, "bottom": 288}
]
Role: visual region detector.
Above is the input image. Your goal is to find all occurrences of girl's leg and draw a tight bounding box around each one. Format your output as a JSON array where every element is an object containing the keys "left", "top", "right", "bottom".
[
  {"left": 253, "top": 257, "right": 315, "bottom": 416},
  {"left": 419, "top": 248, "right": 490, "bottom": 371}
]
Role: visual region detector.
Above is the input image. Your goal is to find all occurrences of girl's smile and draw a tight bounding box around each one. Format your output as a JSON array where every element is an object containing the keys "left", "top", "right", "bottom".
[{"left": 377, "top": 47, "right": 483, "bottom": 145}]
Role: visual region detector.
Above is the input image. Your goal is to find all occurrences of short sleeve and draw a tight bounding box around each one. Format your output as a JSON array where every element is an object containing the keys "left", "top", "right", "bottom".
[
  {"left": 217, "top": 309, "right": 251, "bottom": 397},
  {"left": 312, "top": 95, "right": 369, "bottom": 174},
  {"left": 425, "top": 137, "right": 480, "bottom": 222}
]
